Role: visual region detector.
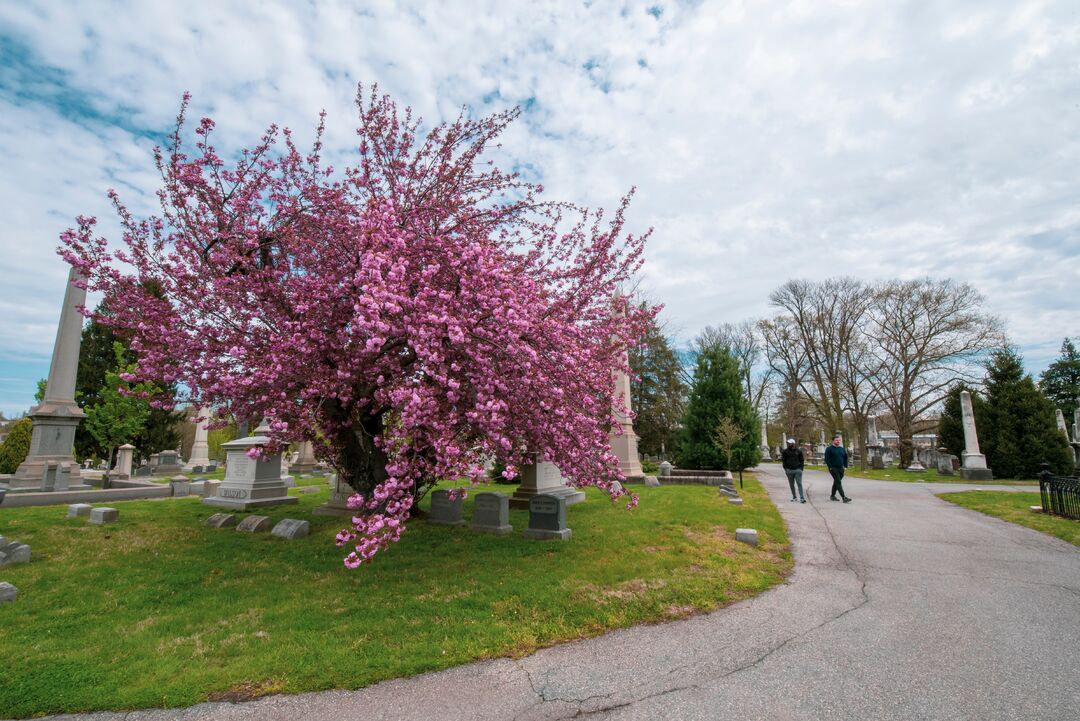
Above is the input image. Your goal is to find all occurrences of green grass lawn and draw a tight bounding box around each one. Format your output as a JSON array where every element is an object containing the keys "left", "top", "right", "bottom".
[
  {"left": 800, "top": 464, "right": 1038, "bottom": 485},
  {"left": 938, "top": 491, "right": 1080, "bottom": 546},
  {"left": 0, "top": 475, "right": 790, "bottom": 718}
]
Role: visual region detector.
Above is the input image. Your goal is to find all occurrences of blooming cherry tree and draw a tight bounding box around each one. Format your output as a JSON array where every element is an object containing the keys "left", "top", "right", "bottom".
[{"left": 62, "top": 86, "right": 654, "bottom": 567}]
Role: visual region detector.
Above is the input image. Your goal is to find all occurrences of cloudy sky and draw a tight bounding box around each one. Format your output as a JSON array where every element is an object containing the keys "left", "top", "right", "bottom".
[{"left": 1, "top": 0, "right": 1078, "bottom": 417}]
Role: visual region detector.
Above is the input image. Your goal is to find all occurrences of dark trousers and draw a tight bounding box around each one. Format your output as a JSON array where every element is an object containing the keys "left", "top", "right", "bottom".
[
  {"left": 828, "top": 467, "right": 847, "bottom": 499},
  {"left": 784, "top": 469, "right": 804, "bottom": 499}
]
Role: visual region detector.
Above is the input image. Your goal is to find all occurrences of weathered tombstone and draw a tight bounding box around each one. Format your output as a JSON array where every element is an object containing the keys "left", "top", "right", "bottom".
[
  {"left": 205, "top": 512, "right": 238, "bottom": 528},
  {"left": 719, "top": 486, "right": 739, "bottom": 497},
  {"left": 313, "top": 474, "right": 355, "bottom": 517},
  {"left": 510, "top": 457, "right": 586, "bottom": 509},
  {"left": 89, "top": 507, "right": 119, "bottom": 524},
  {"left": 169, "top": 476, "right": 191, "bottom": 497},
  {"left": 936, "top": 448, "right": 954, "bottom": 476},
  {"left": 429, "top": 490, "right": 466, "bottom": 526},
  {"left": 735, "top": 528, "right": 759, "bottom": 546},
  {"left": 471, "top": 492, "right": 512, "bottom": 535},
  {"left": 115, "top": 443, "right": 135, "bottom": 479},
  {"left": 728, "top": 497, "right": 744, "bottom": 506},
  {"left": 236, "top": 515, "right": 272, "bottom": 533},
  {"left": 0, "top": 582, "right": 16, "bottom": 603},
  {"left": 41, "top": 461, "right": 58, "bottom": 492},
  {"left": 271, "top": 518, "right": 310, "bottom": 539},
  {"left": 154, "top": 450, "right": 183, "bottom": 476},
  {"left": 609, "top": 480, "right": 624, "bottom": 496},
  {"left": 905, "top": 446, "right": 927, "bottom": 472},
  {"left": 281, "top": 475, "right": 297, "bottom": 489},
  {"left": 658, "top": 461, "right": 672, "bottom": 478},
  {"left": 0, "top": 542, "right": 31, "bottom": 566},
  {"left": 523, "top": 493, "right": 571, "bottom": 540},
  {"left": 294, "top": 485, "right": 320, "bottom": 494},
  {"left": 191, "top": 465, "right": 204, "bottom": 475},
  {"left": 206, "top": 461, "right": 219, "bottom": 473},
  {"left": 135, "top": 465, "right": 152, "bottom": 478},
  {"left": 959, "top": 391, "right": 993, "bottom": 480},
  {"left": 291, "top": 439, "right": 318, "bottom": 474},
  {"left": 203, "top": 422, "right": 298, "bottom": 511},
  {"left": 56, "top": 462, "right": 72, "bottom": 490},
  {"left": 67, "top": 503, "right": 92, "bottom": 518},
  {"left": 645, "top": 476, "right": 661, "bottom": 488}
]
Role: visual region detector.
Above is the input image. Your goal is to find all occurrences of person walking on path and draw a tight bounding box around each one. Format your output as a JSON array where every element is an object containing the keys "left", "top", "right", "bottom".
[
  {"left": 780, "top": 438, "right": 806, "bottom": 503},
  {"left": 824, "top": 434, "right": 852, "bottom": 503}
]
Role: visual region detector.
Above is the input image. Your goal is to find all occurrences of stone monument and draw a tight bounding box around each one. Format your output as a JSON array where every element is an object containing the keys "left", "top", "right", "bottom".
[
  {"left": 187, "top": 406, "right": 212, "bottom": 469},
  {"left": 114, "top": 443, "right": 135, "bottom": 480},
  {"left": 609, "top": 311, "right": 645, "bottom": 481},
  {"left": 471, "top": 491, "right": 512, "bottom": 535},
  {"left": 291, "top": 439, "right": 318, "bottom": 474},
  {"left": 509, "top": 456, "right": 586, "bottom": 509},
  {"left": 203, "top": 420, "right": 297, "bottom": 511},
  {"left": 6, "top": 268, "right": 89, "bottom": 491},
  {"left": 866, "top": 418, "right": 885, "bottom": 470},
  {"left": 1056, "top": 409, "right": 1070, "bottom": 440},
  {"left": 428, "top": 490, "right": 466, "bottom": 526},
  {"left": 313, "top": 474, "right": 355, "bottom": 518},
  {"left": 959, "top": 391, "right": 993, "bottom": 481},
  {"left": 905, "top": 442, "right": 926, "bottom": 472},
  {"left": 759, "top": 419, "right": 771, "bottom": 460}
]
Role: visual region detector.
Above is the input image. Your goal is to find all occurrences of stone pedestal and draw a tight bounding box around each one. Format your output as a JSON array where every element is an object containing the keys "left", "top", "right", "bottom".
[
  {"left": 905, "top": 449, "right": 927, "bottom": 472},
  {"left": 115, "top": 443, "right": 135, "bottom": 480},
  {"left": 609, "top": 317, "right": 644, "bottom": 481},
  {"left": 203, "top": 434, "right": 297, "bottom": 511},
  {"left": 510, "top": 458, "right": 585, "bottom": 509},
  {"left": 152, "top": 450, "right": 184, "bottom": 476}
]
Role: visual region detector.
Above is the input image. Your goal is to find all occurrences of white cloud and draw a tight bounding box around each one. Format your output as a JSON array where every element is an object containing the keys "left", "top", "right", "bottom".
[{"left": 0, "top": 0, "right": 1078, "bottom": 415}]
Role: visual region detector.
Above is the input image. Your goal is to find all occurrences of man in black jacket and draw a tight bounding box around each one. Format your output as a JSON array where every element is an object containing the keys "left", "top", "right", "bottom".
[
  {"left": 780, "top": 438, "right": 806, "bottom": 503},
  {"left": 824, "top": 434, "right": 852, "bottom": 503}
]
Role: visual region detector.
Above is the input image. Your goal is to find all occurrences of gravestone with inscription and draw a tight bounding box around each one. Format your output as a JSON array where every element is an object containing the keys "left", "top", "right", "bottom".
[
  {"left": 428, "top": 490, "right": 466, "bottom": 526},
  {"left": 524, "top": 493, "right": 571, "bottom": 540},
  {"left": 509, "top": 457, "right": 586, "bottom": 509},
  {"left": 236, "top": 515, "right": 272, "bottom": 533},
  {"left": 271, "top": 518, "right": 310, "bottom": 539},
  {"left": 203, "top": 430, "right": 297, "bottom": 511},
  {"left": 471, "top": 491, "right": 512, "bottom": 535}
]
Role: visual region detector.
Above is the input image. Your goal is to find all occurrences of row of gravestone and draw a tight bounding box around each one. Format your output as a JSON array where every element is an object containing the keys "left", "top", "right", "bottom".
[
  {"left": 205, "top": 513, "right": 310, "bottom": 539},
  {"left": 429, "top": 490, "right": 571, "bottom": 540},
  {"left": 67, "top": 504, "right": 119, "bottom": 524}
]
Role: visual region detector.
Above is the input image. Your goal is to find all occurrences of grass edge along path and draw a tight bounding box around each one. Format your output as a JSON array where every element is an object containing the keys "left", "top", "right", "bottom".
[
  {"left": 0, "top": 474, "right": 791, "bottom": 718},
  {"left": 769, "top": 462, "right": 1039, "bottom": 485},
  {"left": 938, "top": 490, "right": 1080, "bottom": 547}
]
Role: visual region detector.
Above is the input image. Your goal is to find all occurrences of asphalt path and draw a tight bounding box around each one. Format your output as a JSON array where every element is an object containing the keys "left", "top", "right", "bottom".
[{"left": 25, "top": 467, "right": 1080, "bottom": 721}]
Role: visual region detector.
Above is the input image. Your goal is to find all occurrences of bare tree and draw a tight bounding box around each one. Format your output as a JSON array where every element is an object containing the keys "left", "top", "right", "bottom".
[
  {"left": 695, "top": 320, "right": 775, "bottom": 414},
  {"left": 763, "top": 278, "right": 873, "bottom": 437},
  {"left": 866, "top": 279, "right": 1005, "bottom": 466}
]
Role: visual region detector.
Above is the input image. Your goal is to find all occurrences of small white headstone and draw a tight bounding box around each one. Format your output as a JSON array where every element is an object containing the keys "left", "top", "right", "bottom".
[
  {"left": 67, "top": 503, "right": 93, "bottom": 517},
  {"left": 735, "top": 528, "right": 758, "bottom": 546}
]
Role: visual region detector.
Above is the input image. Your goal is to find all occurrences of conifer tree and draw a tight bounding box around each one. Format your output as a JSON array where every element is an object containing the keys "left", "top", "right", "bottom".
[
  {"left": 676, "top": 346, "right": 761, "bottom": 469},
  {"left": 1039, "top": 338, "right": 1080, "bottom": 421},
  {"left": 981, "top": 348, "right": 1073, "bottom": 478}
]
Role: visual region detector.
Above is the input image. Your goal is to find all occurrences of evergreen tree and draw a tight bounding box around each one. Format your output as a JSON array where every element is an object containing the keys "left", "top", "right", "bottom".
[
  {"left": 1039, "top": 338, "right": 1080, "bottom": 421},
  {"left": 73, "top": 311, "right": 183, "bottom": 461},
  {"left": 84, "top": 343, "right": 153, "bottom": 481},
  {"left": 628, "top": 310, "right": 686, "bottom": 457},
  {"left": 0, "top": 418, "right": 33, "bottom": 474},
  {"left": 675, "top": 346, "right": 761, "bottom": 469},
  {"left": 981, "top": 348, "right": 1073, "bottom": 478}
]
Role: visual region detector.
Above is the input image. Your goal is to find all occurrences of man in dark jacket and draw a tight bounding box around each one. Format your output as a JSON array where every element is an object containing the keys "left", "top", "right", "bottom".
[
  {"left": 824, "top": 434, "right": 852, "bottom": 503},
  {"left": 780, "top": 439, "right": 806, "bottom": 503}
]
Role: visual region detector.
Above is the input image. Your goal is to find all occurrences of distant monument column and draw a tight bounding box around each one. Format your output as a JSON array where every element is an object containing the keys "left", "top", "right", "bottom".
[
  {"left": 115, "top": 444, "right": 135, "bottom": 480},
  {"left": 1055, "top": 409, "right": 1070, "bottom": 440},
  {"left": 959, "top": 391, "right": 993, "bottom": 481},
  {"left": 187, "top": 406, "right": 212, "bottom": 469},
  {"left": 759, "top": 419, "right": 771, "bottom": 460},
  {"left": 291, "top": 439, "right": 317, "bottom": 474},
  {"left": 866, "top": 418, "right": 885, "bottom": 470},
  {"left": 9, "top": 268, "right": 89, "bottom": 490},
  {"left": 608, "top": 298, "right": 644, "bottom": 481}
]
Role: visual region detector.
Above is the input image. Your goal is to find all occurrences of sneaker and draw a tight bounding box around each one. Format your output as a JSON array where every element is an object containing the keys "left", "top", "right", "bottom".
[
  {"left": 842, "top": 497, "right": 852, "bottom": 503},
  {"left": 800, "top": 498, "right": 807, "bottom": 503},
  {"left": 790, "top": 497, "right": 798, "bottom": 503},
  {"left": 829, "top": 496, "right": 839, "bottom": 502}
]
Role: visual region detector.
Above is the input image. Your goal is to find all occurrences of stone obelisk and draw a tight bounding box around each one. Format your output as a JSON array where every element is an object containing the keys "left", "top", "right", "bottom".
[
  {"left": 8, "top": 268, "right": 88, "bottom": 490},
  {"left": 759, "top": 419, "right": 771, "bottom": 460},
  {"left": 187, "top": 406, "right": 212, "bottom": 469},
  {"left": 1055, "top": 409, "right": 1070, "bottom": 440},
  {"left": 959, "top": 391, "right": 993, "bottom": 481},
  {"left": 607, "top": 293, "right": 643, "bottom": 481}
]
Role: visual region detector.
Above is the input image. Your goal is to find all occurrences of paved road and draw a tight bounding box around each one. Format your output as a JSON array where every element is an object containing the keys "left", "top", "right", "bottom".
[{"left": 30, "top": 468, "right": 1080, "bottom": 721}]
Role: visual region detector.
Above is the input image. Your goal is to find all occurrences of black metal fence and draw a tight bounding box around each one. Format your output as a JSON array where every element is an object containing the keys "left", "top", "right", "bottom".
[{"left": 1038, "top": 467, "right": 1080, "bottom": 520}]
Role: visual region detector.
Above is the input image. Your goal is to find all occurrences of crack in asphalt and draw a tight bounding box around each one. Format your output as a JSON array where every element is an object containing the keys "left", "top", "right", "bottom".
[
  {"left": 527, "top": 473, "right": 873, "bottom": 720},
  {"left": 854, "top": 562, "right": 1080, "bottom": 599}
]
